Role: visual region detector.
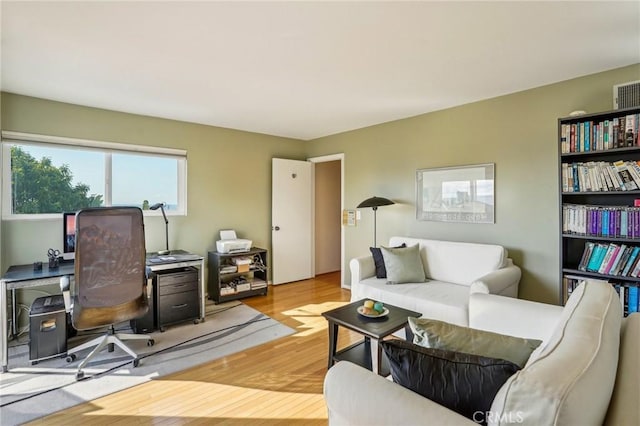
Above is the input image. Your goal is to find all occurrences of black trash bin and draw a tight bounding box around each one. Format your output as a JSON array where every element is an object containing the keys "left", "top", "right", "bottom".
[{"left": 29, "top": 295, "right": 67, "bottom": 364}]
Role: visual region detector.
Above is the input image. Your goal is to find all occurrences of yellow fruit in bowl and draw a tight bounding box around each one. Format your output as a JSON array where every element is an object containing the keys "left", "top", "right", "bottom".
[
  {"left": 362, "top": 306, "right": 378, "bottom": 315},
  {"left": 363, "top": 300, "right": 375, "bottom": 309}
]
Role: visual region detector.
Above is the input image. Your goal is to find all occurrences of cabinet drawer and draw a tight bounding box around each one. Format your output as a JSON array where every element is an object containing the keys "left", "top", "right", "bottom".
[
  {"left": 159, "top": 290, "right": 199, "bottom": 325},
  {"left": 157, "top": 269, "right": 198, "bottom": 287},
  {"left": 158, "top": 279, "right": 198, "bottom": 296}
]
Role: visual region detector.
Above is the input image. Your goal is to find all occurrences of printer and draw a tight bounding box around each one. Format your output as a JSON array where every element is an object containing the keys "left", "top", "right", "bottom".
[{"left": 216, "top": 230, "right": 252, "bottom": 253}]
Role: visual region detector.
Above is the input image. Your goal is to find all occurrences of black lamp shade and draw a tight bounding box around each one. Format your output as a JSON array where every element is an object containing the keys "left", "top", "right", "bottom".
[
  {"left": 357, "top": 196, "right": 394, "bottom": 247},
  {"left": 357, "top": 196, "right": 395, "bottom": 209}
]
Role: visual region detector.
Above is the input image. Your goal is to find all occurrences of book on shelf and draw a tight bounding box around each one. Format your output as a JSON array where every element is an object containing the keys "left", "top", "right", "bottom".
[
  {"left": 607, "top": 244, "right": 628, "bottom": 275},
  {"left": 621, "top": 246, "right": 640, "bottom": 276},
  {"left": 613, "top": 160, "right": 639, "bottom": 190},
  {"left": 562, "top": 204, "right": 640, "bottom": 239},
  {"left": 598, "top": 243, "right": 620, "bottom": 275},
  {"left": 560, "top": 113, "right": 640, "bottom": 154},
  {"left": 585, "top": 244, "right": 605, "bottom": 272},
  {"left": 560, "top": 160, "right": 640, "bottom": 193},
  {"left": 614, "top": 283, "right": 640, "bottom": 316},
  {"left": 611, "top": 246, "right": 632, "bottom": 275},
  {"left": 578, "top": 242, "right": 596, "bottom": 271},
  {"left": 628, "top": 285, "right": 639, "bottom": 314},
  {"left": 574, "top": 241, "right": 640, "bottom": 277}
]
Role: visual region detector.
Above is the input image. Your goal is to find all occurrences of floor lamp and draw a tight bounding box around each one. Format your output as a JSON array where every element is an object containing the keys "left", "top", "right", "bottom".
[{"left": 357, "top": 196, "right": 395, "bottom": 247}]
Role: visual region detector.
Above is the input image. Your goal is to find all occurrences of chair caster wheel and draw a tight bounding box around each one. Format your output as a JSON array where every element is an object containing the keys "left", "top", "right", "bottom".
[
  {"left": 193, "top": 319, "right": 199, "bottom": 324},
  {"left": 147, "top": 339, "right": 155, "bottom": 347},
  {"left": 133, "top": 359, "right": 140, "bottom": 368},
  {"left": 160, "top": 327, "right": 165, "bottom": 332},
  {"left": 66, "top": 354, "right": 76, "bottom": 363},
  {"left": 76, "top": 371, "right": 84, "bottom": 380}
]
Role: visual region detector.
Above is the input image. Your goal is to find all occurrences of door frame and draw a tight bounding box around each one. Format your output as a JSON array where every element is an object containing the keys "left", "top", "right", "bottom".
[{"left": 308, "top": 153, "right": 346, "bottom": 288}]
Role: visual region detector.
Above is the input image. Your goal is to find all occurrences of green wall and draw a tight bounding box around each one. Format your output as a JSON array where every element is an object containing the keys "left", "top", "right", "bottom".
[
  {"left": 306, "top": 63, "right": 640, "bottom": 303},
  {"left": 0, "top": 93, "right": 306, "bottom": 283},
  {"left": 2, "top": 64, "right": 639, "bottom": 307}
]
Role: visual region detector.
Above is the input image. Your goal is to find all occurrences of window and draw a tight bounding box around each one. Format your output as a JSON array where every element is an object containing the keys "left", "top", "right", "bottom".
[{"left": 1, "top": 132, "right": 187, "bottom": 218}]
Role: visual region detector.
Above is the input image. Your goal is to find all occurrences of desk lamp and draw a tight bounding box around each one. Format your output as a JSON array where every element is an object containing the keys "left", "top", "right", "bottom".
[
  {"left": 150, "top": 202, "right": 170, "bottom": 255},
  {"left": 357, "top": 196, "right": 395, "bottom": 247}
]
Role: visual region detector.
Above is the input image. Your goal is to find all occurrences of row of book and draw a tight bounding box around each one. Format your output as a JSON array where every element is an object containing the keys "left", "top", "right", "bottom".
[
  {"left": 563, "top": 276, "right": 639, "bottom": 317},
  {"left": 561, "top": 160, "right": 640, "bottom": 193},
  {"left": 560, "top": 113, "right": 640, "bottom": 154},
  {"left": 563, "top": 204, "right": 640, "bottom": 239},
  {"left": 577, "top": 242, "right": 640, "bottom": 277}
]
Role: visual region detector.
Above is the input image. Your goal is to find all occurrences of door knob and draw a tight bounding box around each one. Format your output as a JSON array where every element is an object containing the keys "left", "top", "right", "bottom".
[{"left": 273, "top": 226, "right": 280, "bottom": 231}]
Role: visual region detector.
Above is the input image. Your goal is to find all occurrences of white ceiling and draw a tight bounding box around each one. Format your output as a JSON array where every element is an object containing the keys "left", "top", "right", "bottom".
[{"left": 1, "top": 1, "right": 639, "bottom": 141}]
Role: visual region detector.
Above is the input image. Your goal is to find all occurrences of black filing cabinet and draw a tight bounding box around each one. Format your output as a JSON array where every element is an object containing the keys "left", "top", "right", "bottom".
[
  {"left": 156, "top": 267, "right": 200, "bottom": 331},
  {"left": 29, "top": 295, "right": 67, "bottom": 364}
]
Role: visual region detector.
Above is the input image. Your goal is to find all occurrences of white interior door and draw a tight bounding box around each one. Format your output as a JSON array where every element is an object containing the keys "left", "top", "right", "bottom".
[{"left": 272, "top": 158, "right": 313, "bottom": 285}]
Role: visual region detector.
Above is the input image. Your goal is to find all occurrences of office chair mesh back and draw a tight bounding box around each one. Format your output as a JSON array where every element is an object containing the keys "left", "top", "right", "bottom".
[{"left": 72, "top": 207, "right": 148, "bottom": 330}]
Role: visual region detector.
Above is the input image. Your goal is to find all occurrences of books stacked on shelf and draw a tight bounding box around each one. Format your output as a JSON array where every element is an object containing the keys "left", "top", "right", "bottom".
[
  {"left": 615, "top": 283, "right": 640, "bottom": 317},
  {"left": 563, "top": 204, "right": 640, "bottom": 238},
  {"left": 560, "top": 113, "right": 640, "bottom": 154},
  {"left": 577, "top": 242, "right": 640, "bottom": 277},
  {"left": 563, "top": 276, "right": 640, "bottom": 316},
  {"left": 561, "top": 160, "right": 640, "bottom": 193},
  {"left": 250, "top": 280, "right": 268, "bottom": 290}
]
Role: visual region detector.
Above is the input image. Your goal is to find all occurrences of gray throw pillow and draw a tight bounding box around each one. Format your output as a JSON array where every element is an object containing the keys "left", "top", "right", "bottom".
[
  {"left": 380, "top": 244, "right": 426, "bottom": 284},
  {"left": 408, "top": 317, "right": 542, "bottom": 368}
]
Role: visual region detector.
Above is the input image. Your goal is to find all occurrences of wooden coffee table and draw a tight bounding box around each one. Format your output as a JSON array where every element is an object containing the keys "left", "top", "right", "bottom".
[{"left": 322, "top": 299, "right": 421, "bottom": 376}]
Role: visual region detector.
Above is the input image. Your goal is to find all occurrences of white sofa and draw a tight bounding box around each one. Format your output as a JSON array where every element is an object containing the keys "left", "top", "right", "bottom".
[
  {"left": 324, "top": 280, "right": 640, "bottom": 426},
  {"left": 350, "top": 236, "right": 521, "bottom": 326}
]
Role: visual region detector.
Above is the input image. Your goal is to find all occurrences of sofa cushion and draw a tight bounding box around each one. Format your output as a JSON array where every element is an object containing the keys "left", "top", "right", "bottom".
[
  {"left": 356, "top": 277, "right": 470, "bottom": 326},
  {"left": 389, "top": 237, "right": 506, "bottom": 285},
  {"left": 489, "top": 280, "right": 622, "bottom": 426},
  {"left": 370, "top": 243, "right": 406, "bottom": 278},
  {"left": 381, "top": 339, "right": 520, "bottom": 425},
  {"left": 408, "top": 317, "right": 541, "bottom": 368},
  {"left": 381, "top": 244, "right": 426, "bottom": 284}
]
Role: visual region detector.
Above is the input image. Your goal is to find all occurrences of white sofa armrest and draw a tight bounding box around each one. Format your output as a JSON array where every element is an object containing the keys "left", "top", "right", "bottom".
[
  {"left": 324, "top": 361, "right": 475, "bottom": 426},
  {"left": 469, "top": 259, "right": 521, "bottom": 297},
  {"left": 469, "top": 292, "right": 563, "bottom": 341},
  {"left": 349, "top": 255, "right": 376, "bottom": 300},
  {"left": 605, "top": 313, "right": 640, "bottom": 426}
]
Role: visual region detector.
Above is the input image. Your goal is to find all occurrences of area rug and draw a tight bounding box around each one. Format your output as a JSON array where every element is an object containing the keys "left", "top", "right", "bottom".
[{"left": 0, "top": 301, "right": 294, "bottom": 425}]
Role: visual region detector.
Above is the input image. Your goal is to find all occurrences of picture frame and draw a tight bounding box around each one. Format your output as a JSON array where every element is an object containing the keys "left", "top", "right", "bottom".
[{"left": 416, "top": 163, "right": 495, "bottom": 223}]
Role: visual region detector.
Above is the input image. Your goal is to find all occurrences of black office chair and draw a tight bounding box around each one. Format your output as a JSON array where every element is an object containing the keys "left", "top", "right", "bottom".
[{"left": 60, "top": 207, "right": 154, "bottom": 379}]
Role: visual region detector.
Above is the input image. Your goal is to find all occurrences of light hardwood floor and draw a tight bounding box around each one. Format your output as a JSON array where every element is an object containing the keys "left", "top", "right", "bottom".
[{"left": 32, "top": 271, "right": 361, "bottom": 425}]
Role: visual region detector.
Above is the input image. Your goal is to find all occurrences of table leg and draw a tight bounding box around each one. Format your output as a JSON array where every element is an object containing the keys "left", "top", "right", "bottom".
[
  {"left": 1, "top": 280, "right": 8, "bottom": 372},
  {"left": 199, "top": 259, "right": 205, "bottom": 322},
  {"left": 370, "top": 337, "right": 381, "bottom": 375},
  {"left": 327, "top": 321, "right": 338, "bottom": 369}
]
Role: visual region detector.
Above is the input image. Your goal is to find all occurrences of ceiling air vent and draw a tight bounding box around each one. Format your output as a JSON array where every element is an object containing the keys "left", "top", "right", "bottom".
[{"left": 613, "top": 80, "right": 640, "bottom": 110}]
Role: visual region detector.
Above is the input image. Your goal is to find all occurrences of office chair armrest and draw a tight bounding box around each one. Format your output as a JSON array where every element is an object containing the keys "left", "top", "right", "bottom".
[{"left": 59, "top": 275, "right": 73, "bottom": 313}]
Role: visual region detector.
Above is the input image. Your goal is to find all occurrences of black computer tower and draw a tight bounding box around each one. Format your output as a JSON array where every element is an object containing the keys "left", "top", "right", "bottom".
[
  {"left": 29, "top": 295, "right": 67, "bottom": 364},
  {"left": 130, "top": 277, "right": 157, "bottom": 333}
]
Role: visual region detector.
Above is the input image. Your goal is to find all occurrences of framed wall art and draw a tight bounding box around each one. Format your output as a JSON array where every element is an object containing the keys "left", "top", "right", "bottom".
[{"left": 416, "top": 163, "right": 495, "bottom": 223}]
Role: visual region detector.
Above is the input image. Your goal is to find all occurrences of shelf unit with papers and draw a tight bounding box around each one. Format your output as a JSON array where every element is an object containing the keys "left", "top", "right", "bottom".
[
  {"left": 559, "top": 106, "right": 640, "bottom": 314},
  {"left": 207, "top": 248, "right": 268, "bottom": 304}
]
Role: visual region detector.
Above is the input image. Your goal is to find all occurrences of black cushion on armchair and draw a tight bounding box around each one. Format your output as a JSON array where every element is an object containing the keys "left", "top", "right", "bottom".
[{"left": 380, "top": 339, "right": 520, "bottom": 425}]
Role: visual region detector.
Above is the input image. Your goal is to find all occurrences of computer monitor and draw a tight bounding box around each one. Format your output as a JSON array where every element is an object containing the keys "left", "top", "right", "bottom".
[{"left": 62, "top": 212, "right": 77, "bottom": 261}]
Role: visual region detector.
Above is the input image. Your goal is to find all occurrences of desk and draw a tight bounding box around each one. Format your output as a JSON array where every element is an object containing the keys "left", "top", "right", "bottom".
[{"left": 0, "top": 250, "right": 204, "bottom": 372}]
